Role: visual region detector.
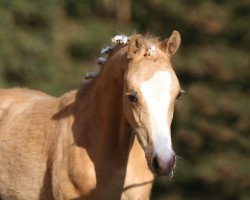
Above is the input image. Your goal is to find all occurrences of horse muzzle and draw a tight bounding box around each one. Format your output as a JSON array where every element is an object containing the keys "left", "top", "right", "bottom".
[{"left": 150, "top": 151, "right": 176, "bottom": 176}]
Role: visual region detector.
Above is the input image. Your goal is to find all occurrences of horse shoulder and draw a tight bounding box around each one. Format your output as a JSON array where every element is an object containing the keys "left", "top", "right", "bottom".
[{"left": 0, "top": 88, "right": 57, "bottom": 200}]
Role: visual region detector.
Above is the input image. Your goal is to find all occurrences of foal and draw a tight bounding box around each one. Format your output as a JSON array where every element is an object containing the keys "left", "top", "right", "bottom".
[{"left": 0, "top": 31, "right": 182, "bottom": 200}]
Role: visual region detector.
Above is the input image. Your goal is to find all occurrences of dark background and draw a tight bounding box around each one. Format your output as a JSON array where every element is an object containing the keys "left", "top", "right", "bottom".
[{"left": 0, "top": 0, "right": 249, "bottom": 199}]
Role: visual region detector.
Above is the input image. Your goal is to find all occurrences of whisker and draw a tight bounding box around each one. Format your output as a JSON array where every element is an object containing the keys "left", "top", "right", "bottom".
[{"left": 169, "top": 171, "right": 174, "bottom": 181}]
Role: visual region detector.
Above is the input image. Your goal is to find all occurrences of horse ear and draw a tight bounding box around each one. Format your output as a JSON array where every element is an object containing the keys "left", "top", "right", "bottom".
[
  {"left": 127, "top": 35, "right": 144, "bottom": 59},
  {"left": 161, "top": 30, "right": 181, "bottom": 56}
]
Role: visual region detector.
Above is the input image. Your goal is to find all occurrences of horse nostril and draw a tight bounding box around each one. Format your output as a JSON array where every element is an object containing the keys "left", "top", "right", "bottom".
[{"left": 151, "top": 156, "right": 159, "bottom": 173}]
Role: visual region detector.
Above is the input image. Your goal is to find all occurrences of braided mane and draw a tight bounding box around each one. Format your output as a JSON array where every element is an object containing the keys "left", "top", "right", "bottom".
[{"left": 85, "top": 34, "right": 159, "bottom": 80}]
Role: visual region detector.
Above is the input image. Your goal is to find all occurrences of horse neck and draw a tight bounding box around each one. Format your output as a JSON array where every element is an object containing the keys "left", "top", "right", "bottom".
[{"left": 71, "top": 48, "right": 133, "bottom": 156}]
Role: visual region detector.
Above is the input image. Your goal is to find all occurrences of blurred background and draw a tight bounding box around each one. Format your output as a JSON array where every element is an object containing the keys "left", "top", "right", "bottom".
[{"left": 0, "top": 0, "right": 249, "bottom": 199}]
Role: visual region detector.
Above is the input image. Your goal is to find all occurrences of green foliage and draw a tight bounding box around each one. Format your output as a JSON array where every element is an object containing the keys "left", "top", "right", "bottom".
[{"left": 0, "top": 0, "right": 249, "bottom": 199}]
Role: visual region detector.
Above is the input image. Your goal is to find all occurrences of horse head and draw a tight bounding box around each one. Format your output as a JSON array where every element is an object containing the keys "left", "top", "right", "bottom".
[
  {"left": 122, "top": 31, "right": 182, "bottom": 176},
  {"left": 88, "top": 31, "right": 182, "bottom": 176}
]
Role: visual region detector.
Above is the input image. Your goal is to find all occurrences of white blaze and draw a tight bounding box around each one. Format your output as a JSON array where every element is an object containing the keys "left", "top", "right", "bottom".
[{"left": 140, "top": 71, "right": 172, "bottom": 159}]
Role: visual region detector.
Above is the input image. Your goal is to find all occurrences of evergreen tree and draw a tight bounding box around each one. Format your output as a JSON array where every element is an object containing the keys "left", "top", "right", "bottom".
[{"left": 0, "top": 0, "right": 249, "bottom": 199}]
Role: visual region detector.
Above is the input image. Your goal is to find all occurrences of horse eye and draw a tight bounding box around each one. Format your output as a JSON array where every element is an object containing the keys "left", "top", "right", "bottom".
[{"left": 127, "top": 93, "right": 137, "bottom": 103}]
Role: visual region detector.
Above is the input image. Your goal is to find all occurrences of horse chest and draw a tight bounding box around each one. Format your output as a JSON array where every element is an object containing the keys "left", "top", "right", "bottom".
[
  {"left": 78, "top": 167, "right": 152, "bottom": 200},
  {"left": 122, "top": 165, "right": 153, "bottom": 200},
  {"left": 65, "top": 146, "right": 130, "bottom": 199},
  {"left": 121, "top": 138, "right": 154, "bottom": 199}
]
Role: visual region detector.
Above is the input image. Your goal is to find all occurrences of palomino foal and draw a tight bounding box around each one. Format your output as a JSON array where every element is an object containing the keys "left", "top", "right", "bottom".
[{"left": 0, "top": 31, "right": 182, "bottom": 200}]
